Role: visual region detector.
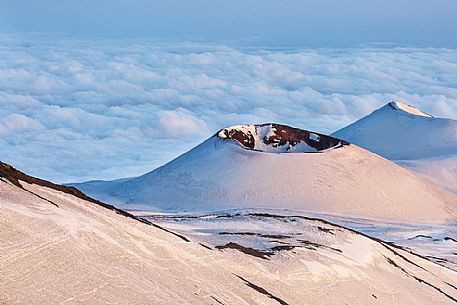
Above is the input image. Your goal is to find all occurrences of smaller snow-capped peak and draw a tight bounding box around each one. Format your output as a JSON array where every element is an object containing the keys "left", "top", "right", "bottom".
[
  {"left": 332, "top": 100, "right": 457, "bottom": 161},
  {"left": 387, "top": 101, "right": 433, "bottom": 118},
  {"left": 217, "top": 123, "right": 348, "bottom": 153}
]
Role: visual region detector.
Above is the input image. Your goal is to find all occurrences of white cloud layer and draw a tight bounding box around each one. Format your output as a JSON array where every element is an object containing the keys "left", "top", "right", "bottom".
[{"left": 1, "top": 35, "right": 457, "bottom": 182}]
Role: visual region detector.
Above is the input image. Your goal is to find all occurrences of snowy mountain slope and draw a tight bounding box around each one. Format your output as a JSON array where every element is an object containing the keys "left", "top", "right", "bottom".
[
  {"left": 333, "top": 101, "right": 457, "bottom": 193},
  {"left": 73, "top": 123, "right": 457, "bottom": 223},
  {"left": 2, "top": 161, "right": 457, "bottom": 305},
  {"left": 333, "top": 101, "right": 457, "bottom": 160},
  {"left": 397, "top": 156, "right": 457, "bottom": 194},
  {"left": 146, "top": 210, "right": 457, "bottom": 272}
]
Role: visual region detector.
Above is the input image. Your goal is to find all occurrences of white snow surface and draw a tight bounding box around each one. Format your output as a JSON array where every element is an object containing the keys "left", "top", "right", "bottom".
[
  {"left": 146, "top": 210, "right": 457, "bottom": 272},
  {"left": 333, "top": 101, "right": 457, "bottom": 193},
  {"left": 73, "top": 130, "right": 457, "bottom": 223}
]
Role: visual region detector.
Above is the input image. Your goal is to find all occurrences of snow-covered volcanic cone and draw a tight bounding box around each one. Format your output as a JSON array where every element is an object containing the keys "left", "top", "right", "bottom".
[
  {"left": 333, "top": 101, "right": 457, "bottom": 193},
  {"left": 74, "top": 123, "right": 457, "bottom": 223},
  {"left": 333, "top": 101, "right": 457, "bottom": 160}
]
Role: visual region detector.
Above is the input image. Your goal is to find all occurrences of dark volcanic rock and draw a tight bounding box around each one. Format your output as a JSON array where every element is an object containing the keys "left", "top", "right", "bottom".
[
  {"left": 219, "top": 128, "right": 255, "bottom": 149},
  {"left": 218, "top": 123, "right": 349, "bottom": 152}
]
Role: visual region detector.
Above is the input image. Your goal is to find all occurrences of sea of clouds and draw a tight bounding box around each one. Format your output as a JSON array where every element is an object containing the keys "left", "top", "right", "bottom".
[{"left": 1, "top": 35, "right": 456, "bottom": 182}]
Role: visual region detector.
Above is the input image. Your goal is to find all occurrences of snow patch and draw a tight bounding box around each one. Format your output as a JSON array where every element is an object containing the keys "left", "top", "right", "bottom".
[
  {"left": 309, "top": 133, "right": 320, "bottom": 142},
  {"left": 389, "top": 101, "right": 433, "bottom": 118}
]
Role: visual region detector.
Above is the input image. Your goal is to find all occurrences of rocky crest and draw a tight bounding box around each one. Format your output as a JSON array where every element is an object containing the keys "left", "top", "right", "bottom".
[{"left": 218, "top": 123, "right": 349, "bottom": 153}]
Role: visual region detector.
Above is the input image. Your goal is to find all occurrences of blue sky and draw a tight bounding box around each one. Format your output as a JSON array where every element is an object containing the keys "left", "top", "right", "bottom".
[
  {"left": 0, "top": 1, "right": 456, "bottom": 183},
  {"left": 1, "top": 0, "right": 457, "bottom": 47}
]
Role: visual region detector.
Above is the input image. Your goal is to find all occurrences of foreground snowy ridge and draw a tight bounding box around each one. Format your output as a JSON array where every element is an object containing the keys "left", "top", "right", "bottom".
[{"left": 1, "top": 161, "right": 457, "bottom": 304}]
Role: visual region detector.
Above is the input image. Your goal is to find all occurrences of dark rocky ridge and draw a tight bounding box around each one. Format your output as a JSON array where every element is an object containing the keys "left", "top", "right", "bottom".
[
  {"left": 0, "top": 161, "right": 137, "bottom": 219},
  {"left": 0, "top": 161, "right": 190, "bottom": 242},
  {"left": 218, "top": 123, "right": 349, "bottom": 152}
]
